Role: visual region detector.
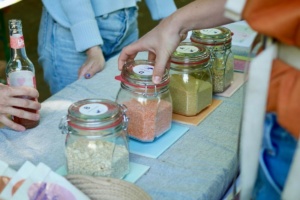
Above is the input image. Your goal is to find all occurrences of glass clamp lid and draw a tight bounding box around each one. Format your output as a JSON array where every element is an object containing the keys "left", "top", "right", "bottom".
[
  {"left": 118, "top": 60, "right": 169, "bottom": 88},
  {"left": 60, "top": 99, "right": 128, "bottom": 132},
  {"left": 191, "top": 27, "right": 232, "bottom": 45},
  {"left": 170, "top": 42, "right": 211, "bottom": 67}
]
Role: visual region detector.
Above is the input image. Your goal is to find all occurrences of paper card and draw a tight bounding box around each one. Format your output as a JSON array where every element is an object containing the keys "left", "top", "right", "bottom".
[
  {"left": 11, "top": 163, "right": 52, "bottom": 199},
  {"left": 12, "top": 162, "right": 89, "bottom": 200},
  {"left": 222, "top": 20, "right": 258, "bottom": 58},
  {"left": 234, "top": 59, "right": 250, "bottom": 72},
  {"left": 214, "top": 72, "right": 246, "bottom": 98},
  {"left": 0, "top": 161, "right": 36, "bottom": 199},
  {"left": 123, "top": 163, "right": 150, "bottom": 183},
  {"left": 172, "top": 99, "right": 222, "bottom": 126},
  {"left": 55, "top": 162, "right": 150, "bottom": 183},
  {"left": 129, "top": 122, "right": 190, "bottom": 158},
  {"left": 0, "top": 160, "right": 16, "bottom": 193}
]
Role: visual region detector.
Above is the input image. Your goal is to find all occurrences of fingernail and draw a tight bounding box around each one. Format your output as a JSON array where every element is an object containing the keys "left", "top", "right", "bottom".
[
  {"left": 85, "top": 73, "right": 91, "bottom": 79},
  {"left": 153, "top": 76, "right": 161, "bottom": 84}
]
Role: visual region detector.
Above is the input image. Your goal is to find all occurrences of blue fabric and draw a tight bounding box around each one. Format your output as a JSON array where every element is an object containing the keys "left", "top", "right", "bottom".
[
  {"left": 41, "top": 0, "right": 136, "bottom": 51},
  {"left": 253, "top": 113, "right": 297, "bottom": 200},
  {"left": 38, "top": 7, "right": 138, "bottom": 94},
  {"left": 41, "top": 0, "right": 176, "bottom": 51}
]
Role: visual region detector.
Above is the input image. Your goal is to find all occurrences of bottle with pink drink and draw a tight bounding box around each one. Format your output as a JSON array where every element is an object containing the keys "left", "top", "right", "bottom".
[{"left": 5, "top": 19, "right": 39, "bottom": 129}]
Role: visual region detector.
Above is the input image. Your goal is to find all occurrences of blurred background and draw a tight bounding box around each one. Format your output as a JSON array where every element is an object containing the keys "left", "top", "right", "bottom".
[{"left": 0, "top": 0, "right": 192, "bottom": 102}]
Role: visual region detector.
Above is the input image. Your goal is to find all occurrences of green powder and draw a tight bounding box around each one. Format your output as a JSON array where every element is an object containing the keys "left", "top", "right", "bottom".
[
  {"left": 211, "top": 51, "right": 234, "bottom": 93},
  {"left": 169, "top": 74, "right": 213, "bottom": 116}
]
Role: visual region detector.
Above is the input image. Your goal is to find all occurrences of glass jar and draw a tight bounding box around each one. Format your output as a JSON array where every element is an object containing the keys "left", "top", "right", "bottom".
[
  {"left": 191, "top": 27, "right": 234, "bottom": 93},
  {"left": 170, "top": 42, "right": 213, "bottom": 116},
  {"left": 59, "top": 99, "right": 130, "bottom": 179},
  {"left": 115, "top": 60, "right": 172, "bottom": 142}
]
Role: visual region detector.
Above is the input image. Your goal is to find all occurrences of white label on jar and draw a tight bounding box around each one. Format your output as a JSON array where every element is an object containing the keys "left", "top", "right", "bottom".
[
  {"left": 8, "top": 71, "right": 35, "bottom": 87},
  {"left": 200, "top": 28, "right": 222, "bottom": 35},
  {"left": 133, "top": 64, "right": 154, "bottom": 75},
  {"left": 79, "top": 103, "right": 108, "bottom": 116},
  {"left": 176, "top": 45, "right": 199, "bottom": 54}
]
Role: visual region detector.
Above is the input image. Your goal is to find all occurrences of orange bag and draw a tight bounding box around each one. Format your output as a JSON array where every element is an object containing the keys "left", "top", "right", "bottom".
[
  {"left": 242, "top": 0, "right": 300, "bottom": 139},
  {"left": 267, "top": 59, "right": 300, "bottom": 138},
  {"left": 242, "top": 0, "right": 300, "bottom": 48}
]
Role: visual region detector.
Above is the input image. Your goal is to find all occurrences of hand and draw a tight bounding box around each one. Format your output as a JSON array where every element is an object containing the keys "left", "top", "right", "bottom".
[
  {"left": 0, "top": 84, "right": 41, "bottom": 131},
  {"left": 118, "top": 17, "right": 183, "bottom": 84},
  {"left": 118, "top": 0, "right": 231, "bottom": 84},
  {"left": 78, "top": 46, "right": 106, "bottom": 79}
]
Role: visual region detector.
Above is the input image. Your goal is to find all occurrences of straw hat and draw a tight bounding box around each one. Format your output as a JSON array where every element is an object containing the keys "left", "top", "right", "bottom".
[{"left": 65, "top": 174, "right": 152, "bottom": 200}]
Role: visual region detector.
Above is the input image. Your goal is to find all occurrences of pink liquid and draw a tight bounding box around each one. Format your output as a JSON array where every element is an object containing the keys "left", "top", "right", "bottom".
[{"left": 12, "top": 96, "right": 39, "bottom": 129}]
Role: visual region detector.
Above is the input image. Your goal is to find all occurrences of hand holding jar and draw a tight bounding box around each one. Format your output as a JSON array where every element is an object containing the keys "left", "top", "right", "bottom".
[{"left": 118, "top": 0, "right": 231, "bottom": 84}]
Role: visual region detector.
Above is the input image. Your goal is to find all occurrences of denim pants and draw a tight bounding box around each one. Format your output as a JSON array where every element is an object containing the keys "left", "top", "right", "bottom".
[
  {"left": 38, "top": 7, "right": 138, "bottom": 94},
  {"left": 252, "top": 113, "right": 297, "bottom": 199}
]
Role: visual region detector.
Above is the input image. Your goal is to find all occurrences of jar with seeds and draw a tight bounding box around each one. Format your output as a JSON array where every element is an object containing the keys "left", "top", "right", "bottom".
[
  {"left": 170, "top": 42, "right": 213, "bottom": 116},
  {"left": 59, "top": 99, "right": 130, "bottom": 179},
  {"left": 115, "top": 60, "right": 172, "bottom": 142},
  {"left": 191, "top": 27, "right": 234, "bottom": 93}
]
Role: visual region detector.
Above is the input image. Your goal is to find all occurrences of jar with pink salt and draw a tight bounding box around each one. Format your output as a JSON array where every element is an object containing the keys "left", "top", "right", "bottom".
[{"left": 115, "top": 60, "right": 173, "bottom": 142}]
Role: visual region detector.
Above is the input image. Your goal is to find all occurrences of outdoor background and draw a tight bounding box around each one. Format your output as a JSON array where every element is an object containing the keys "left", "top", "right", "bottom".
[{"left": 0, "top": 0, "right": 192, "bottom": 102}]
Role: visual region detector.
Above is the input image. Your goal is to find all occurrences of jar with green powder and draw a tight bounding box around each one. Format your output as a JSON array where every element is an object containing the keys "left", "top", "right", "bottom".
[
  {"left": 115, "top": 60, "right": 173, "bottom": 142},
  {"left": 170, "top": 42, "right": 213, "bottom": 116},
  {"left": 191, "top": 27, "right": 234, "bottom": 93}
]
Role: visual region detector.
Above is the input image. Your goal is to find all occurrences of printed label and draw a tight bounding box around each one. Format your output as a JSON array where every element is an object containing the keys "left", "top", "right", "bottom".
[
  {"left": 200, "top": 28, "right": 222, "bottom": 35},
  {"left": 8, "top": 71, "right": 35, "bottom": 87},
  {"left": 176, "top": 45, "right": 199, "bottom": 54},
  {"left": 28, "top": 182, "right": 76, "bottom": 200},
  {"left": 10, "top": 34, "right": 25, "bottom": 49},
  {"left": 133, "top": 64, "right": 154, "bottom": 75},
  {"left": 79, "top": 103, "right": 108, "bottom": 116}
]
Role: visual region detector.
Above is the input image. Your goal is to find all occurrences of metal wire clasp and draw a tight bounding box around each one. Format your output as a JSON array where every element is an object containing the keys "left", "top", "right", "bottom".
[
  {"left": 143, "top": 83, "right": 158, "bottom": 97},
  {"left": 59, "top": 115, "right": 70, "bottom": 134},
  {"left": 119, "top": 104, "right": 129, "bottom": 131}
]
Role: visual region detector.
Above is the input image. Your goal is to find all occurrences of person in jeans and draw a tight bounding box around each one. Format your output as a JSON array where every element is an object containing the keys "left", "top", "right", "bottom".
[{"left": 38, "top": 0, "right": 177, "bottom": 94}]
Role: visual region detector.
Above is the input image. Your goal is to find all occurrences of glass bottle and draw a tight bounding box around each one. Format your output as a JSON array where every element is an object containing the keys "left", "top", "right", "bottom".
[
  {"left": 115, "top": 60, "right": 173, "bottom": 142},
  {"left": 5, "top": 19, "right": 39, "bottom": 128},
  {"left": 170, "top": 42, "right": 213, "bottom": 116},
  {"left": 191, "top": 27, "right": 234, "bottom": 93},
  {"left": 59, "top": 99, "right": 130, "bottom": 179}
]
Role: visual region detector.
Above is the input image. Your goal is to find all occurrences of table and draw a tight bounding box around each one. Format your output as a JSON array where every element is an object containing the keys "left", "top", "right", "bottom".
[{"left": 0, "top": 52, "right": 243, "bottom": 200}]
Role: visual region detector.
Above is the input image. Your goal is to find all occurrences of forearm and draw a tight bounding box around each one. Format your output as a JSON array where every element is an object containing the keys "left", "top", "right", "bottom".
[{"left": 168, "top": 0, "right": 232, "bottom": 37}]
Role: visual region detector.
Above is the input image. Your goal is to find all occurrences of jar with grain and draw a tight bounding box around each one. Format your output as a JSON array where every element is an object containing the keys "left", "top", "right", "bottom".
[
  {"left": 115, "top": 60, "right": 172, "bottom": 142},
  {"left": 191, "top": 27, "right": 234, "bottom": 93},
  {"left": 59, "top": 99, "right": 130, "bottom": 179},
  {"left": 170, "top": 42, "right": 213, "bottom": 116}
]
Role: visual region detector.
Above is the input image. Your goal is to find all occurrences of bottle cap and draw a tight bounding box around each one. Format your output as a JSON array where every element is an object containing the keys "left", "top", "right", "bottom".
[
  {"left": 119, "top": 60, "right": 169, "bottom": 88},
  {"left": 170, "top": 42, "right": 211, "bottom": 68},
  {"left": 66, "top": 99, "right": 127, "bottom": 132},
  {"left": 191, "top": 27, "right": 232, "bottom": 45}
]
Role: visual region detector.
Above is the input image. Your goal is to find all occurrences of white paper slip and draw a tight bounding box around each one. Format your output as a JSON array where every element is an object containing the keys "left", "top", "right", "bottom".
[{"left": 129, "top": 122, "right": 190, "bottom": 158}]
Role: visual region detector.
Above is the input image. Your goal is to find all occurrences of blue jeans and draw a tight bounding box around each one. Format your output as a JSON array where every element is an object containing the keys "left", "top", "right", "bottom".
[
  {"left": 252, "top": 113, "right": 297, "bottom": 200},
  {"left": 38, "top": 7, "right": 138, "bottom": 94}
]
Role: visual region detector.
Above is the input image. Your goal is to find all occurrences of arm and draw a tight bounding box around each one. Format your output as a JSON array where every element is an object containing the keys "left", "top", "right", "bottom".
[
  {"left": 118, "top": 0, "right": 232, "bottom": 84},
  {"left": 60, "top": 1, "right": 105, "bottom": 79},
  {"left": 0, "top": 84, "right": 41, "bottom": 131}
]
